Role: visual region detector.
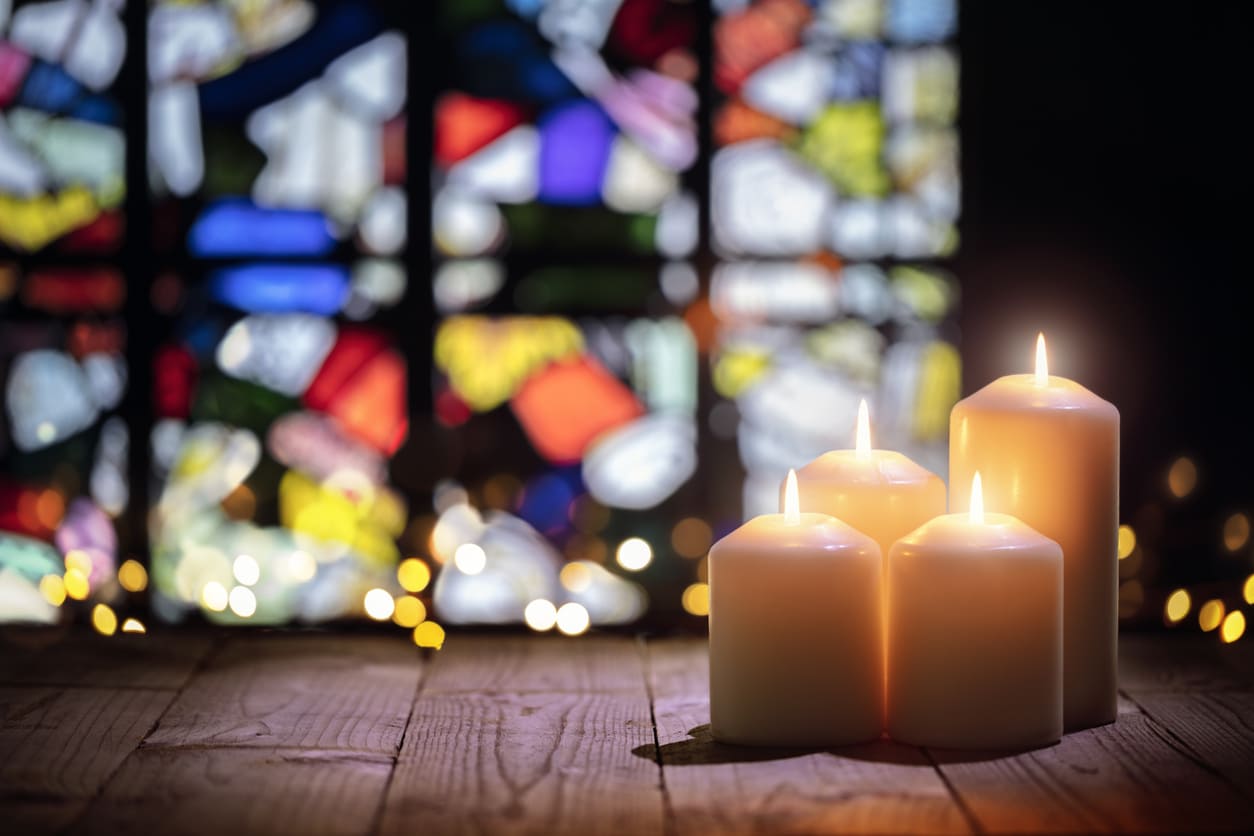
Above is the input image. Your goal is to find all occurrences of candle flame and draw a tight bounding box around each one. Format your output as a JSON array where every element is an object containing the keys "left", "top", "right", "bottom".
[
  {"left": 783, "top": 469, "right": 801, "bottom": 526},
  {"left": 855, "top": 398, "right": 872, "bottom": 459},
  {"left": 1034, "top": 333, "right": 1048, "bottom": 386},
  {"left": 970, "top": 471, "right": 985, "bottom": 525}
]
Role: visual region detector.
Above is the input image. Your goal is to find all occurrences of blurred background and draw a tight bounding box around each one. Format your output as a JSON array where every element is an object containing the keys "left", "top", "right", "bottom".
[{"left": 0, "top": 0, "right": 1249, "bottom": 642}]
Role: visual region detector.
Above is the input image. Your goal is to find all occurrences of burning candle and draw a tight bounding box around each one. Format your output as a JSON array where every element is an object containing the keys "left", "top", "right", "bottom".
[
  {"left": 887, "top": 473, "right": 1063, "bottom": 749},
  {"left": 710, "top": 470, "right": 883, "bottom": 746},
  {"left": 791, "top": 400, "right": 947, "bottom": 560},
  {"left": 950, "top": 335, "right": 1119, "bottom": 730}
]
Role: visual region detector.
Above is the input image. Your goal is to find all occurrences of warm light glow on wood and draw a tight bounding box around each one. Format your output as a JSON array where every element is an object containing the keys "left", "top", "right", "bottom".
[
  {"left": 784, "top": 469, "right": 800, "bottom": 526},
  {"left": 855, "top": 398, "right": 871, "bottom": 459},
  {"left": 1034, "top": 333, "right": 1048, "bottom": 386},
  {"left": 969, "top": 472, "right": 985, "bottom": 525}
]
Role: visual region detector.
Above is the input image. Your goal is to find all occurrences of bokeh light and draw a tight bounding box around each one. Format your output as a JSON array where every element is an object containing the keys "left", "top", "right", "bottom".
[
  {"left": 1198, "top": 599, "right": 1225, "bottom": 632},
  {"left": 92, "top": 603, "right": 117, "bottom": 636},
  {"left": 1223, "top": 513, "right": 1250, "bottom": 553},
  {"left": 524, "top": 599, "right": 558, "bottom": 632},
  {"left": 413, "top": 621, "right": 445, "bottom": 649},
  {"left": 39, "top": 575, "right": 67, "bottom": 607},
  {"left": 287, "top": 551, "right": 317, "bottom": 583},
  {"left": 1164, "top": 589, "right": 1191, "bottom": 625},
  {"left": 560, "top": 562, "right": 593, "bottom": 593},
  {"left": 64, "top": 568, "right": 90, "bottom": 601},
  {"left": 1117, "top": 525, "right": 1136, "bottom": 560},
  {"left": 397, "top": 558, "right": 432, "bottom": 593},
  {"left": 202, "top": 581, "right": 228, "bottom": 612},
  {"left": 118, "top": 559, "right": 148, "bottom": 592},
  {"left": 454, "top": 543, "right": 487, "bottom": 575},
  {"left": 616, "top": 537, "right": 653, "bottom": 571},
  {"left": 122, "top": 618, "right": 146, "bottom": 634},
  {"left": 65, "top": 549, "right": 93, "bottom": 577},
  {"left": 1244, "top": 575, "right": 1254, "bottom": 605},
  {"left": 681, "top": 583, "right": 710, "bottom": 617},
  {"left": 1221, "top": 610, "right": 1246, "bottom": 644},
  {"left": 556, "top": 602, "right": 590, "bottom": 636},
  {"left": 228, "top": 586, "right": 257, "bottom": 618},
  {"left": 672, "top": 518, "right": 713, "bottom": 559},
  {"left": 232, "top": 554, "right": 260, "bottom": 586},
  {"left": 1168, "top": 457, "right": 1197, "bottom": 498},
  {"left": 364, "top": 588, "right": 396, "bottom": 621},
  {"left": 393, "top": 596, "right": 426, "bottom": 628}
]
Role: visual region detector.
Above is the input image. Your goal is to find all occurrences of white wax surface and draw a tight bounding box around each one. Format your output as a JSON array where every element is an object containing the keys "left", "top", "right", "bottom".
[
  {"left": 709, "top": 512, "right": 882, "bottom": 747},
  {"left": 792, "top": 449, "right": 947, "bottom": 560},
  {"left": 951, "top": 373, "right": 1119, "bottom": 729},
  {"left": 887, "top": 513, "right": 1063, "bottom": 749}
]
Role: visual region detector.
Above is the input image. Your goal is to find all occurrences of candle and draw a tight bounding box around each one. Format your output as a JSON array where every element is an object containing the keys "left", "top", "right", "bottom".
[
  {"left": 949, "top": 334, "right": 1119, "bottom": 730},
  {"left": 710, "top": 470, "right": 883, "bottom": 746},
  {"left": 791, "top": 400, "right": 947, "bottom": 560},
  {"left": 887, "top": 473, "right": 1063, "bottom": 749}
]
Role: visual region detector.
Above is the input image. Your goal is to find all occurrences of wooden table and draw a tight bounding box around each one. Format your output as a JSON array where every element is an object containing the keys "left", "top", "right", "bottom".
[{"left": 2, "top": 630, "right": 1253, "bottom": 835}]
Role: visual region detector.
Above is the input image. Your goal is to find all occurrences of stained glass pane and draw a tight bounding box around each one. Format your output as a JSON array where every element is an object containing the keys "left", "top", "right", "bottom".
[
  {"left": 429, "top": 0, "right": 701, "bottom": 629},
  {"left": 146, "top": 0, "right": 411, "bottom": 625},
  {"left": 712, "top": 0, "right": 960, "bottom": 518},
  {"left": 1, "top": 0, "right": 129, "bottom": 623}
]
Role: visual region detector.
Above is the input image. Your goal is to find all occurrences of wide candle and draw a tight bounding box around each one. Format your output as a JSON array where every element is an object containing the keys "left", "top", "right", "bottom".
[
  {"left": 888, "top": 473, "right": 1063, "bottom": 749},
  {"left": 950, "top": 335, "right": 1119, "bottom": 730},
  {"left": 791, "top": 400, "right": 947, "bottom": 560},
  {"left": 710, "top": 470, "right": 882, "bottom": 746}
]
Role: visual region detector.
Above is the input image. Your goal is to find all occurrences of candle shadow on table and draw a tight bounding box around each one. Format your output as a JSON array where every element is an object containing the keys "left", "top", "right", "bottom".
[
  {"left": 633, "top": 725, "right": 1041, "bottom": 766},
  {"left": 635, "top": 725, "right": 966, "bottom": 766}
]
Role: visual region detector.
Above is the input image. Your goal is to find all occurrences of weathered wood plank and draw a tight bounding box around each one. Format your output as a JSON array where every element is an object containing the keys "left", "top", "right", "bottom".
[
  {"left": 932, "top": 698, "right": 1254, "bottom": 833},
  {"left": 0, "top": 798, "right": 88, "bottom": 836},
  {"left": 377, "top": 637, "right": 664, "bottom": 836},
  {"left": 0, "top": 686, "right": 175, "bottom": 798},
  {"left": 144, "top": 634, "right": 420, "bottom": 754},
  {"left": 72, "top": 746, "right": 391, "bottom": 836},
  {"left": 1126, "top": 689, "right": 1254, "bottom": 798},
  {"left": 647, "top": 638, "right": 971, "bottom": 835},
  {"left": 1119, "top": 633, "right": 1249, "bottom": 693},
  {"left": 420, "top": 635, "right": 650, "bottom": 695},
  {"left": 0, "top": 630, "right": 215, "bottom": 689}
]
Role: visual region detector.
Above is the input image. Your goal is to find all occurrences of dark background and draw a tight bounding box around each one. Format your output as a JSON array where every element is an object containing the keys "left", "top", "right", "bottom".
[{"left": 959, "top": 1, "right": 1253, "bottom": 545}]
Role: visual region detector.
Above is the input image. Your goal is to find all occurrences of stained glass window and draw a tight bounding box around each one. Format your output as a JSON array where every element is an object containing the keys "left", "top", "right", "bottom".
[
  {"left": 711, "top": 0, "right": 960, "bottom": 519},
  {"left": 1, "top": 0, "right": 961, "bottom": 630},
  {"left": 1, "top": 0, "right": 130, "bottom": 624},
  {"left": 145, "top": 0, "right": 411, "bottom": 625}
]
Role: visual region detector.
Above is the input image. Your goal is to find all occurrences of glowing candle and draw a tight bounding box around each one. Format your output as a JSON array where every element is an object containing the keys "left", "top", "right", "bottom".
[
  {"left": 710, "top": 470, "right": 883, "bottom": 746},
  {"left": 950, "top": 335, "right": 1119, "bottom": 730},
  {"left": 888, "top": 473, "right": 1063, "bottom": 749},
  {"left": 791, "top": 400, "right": 947, "bottom": 560}
]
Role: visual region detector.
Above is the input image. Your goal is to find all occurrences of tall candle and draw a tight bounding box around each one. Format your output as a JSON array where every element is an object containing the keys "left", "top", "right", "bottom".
[
  {"left": 791, "top": 400, "right": 947, "bottom": 559},
  {"left": 949, "top": 335, "right": 1119, "bottom": 729},
  {"left": 888, "top": 473, "right": 1063, "bottom": 749},
  {"left": 710, "top": 471, "right": 883, "bottom": 746}
]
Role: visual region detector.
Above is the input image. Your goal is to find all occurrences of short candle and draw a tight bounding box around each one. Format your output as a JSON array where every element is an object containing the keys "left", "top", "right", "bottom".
[
  {"left": 950, "top": 334, "right": 1119, "bottom": 730},
  {"left": 710, "top": 471, "right": 883, "bottom": 747},
  {"left": 791, "top": 400, "right": 947, "bottom": 561},
  {"left": 887, "top": 473, "right": 1063, "bottom": 749}
]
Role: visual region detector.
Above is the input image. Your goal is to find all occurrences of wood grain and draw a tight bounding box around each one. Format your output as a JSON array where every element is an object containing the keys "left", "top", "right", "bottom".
[
  {"left": 421, "top": 635, "right": 650, "bottom": 695},
  {"left": 0, "top": 630, "right": 215, "bottom": 689},
  {"left": 378, "top": 637, "right": 664, "bottom": 836},
  {"left": 0, "top": 686, "right": 175, "bottom": 798},
  {"left": 1127, "top": 689, "right": 1254, "bottom": 797},
  {"left": 143, "top": 634, "right": 421, "bottom": 753},
  {"left": 931, "top": 698, "right": 1254, "bottom": 833},
  {"left": 647, "top": 638, "right": 971, "bottom": 835},
  {"left": 72, "top": 746, "right": 392, "bottom": 836}
]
